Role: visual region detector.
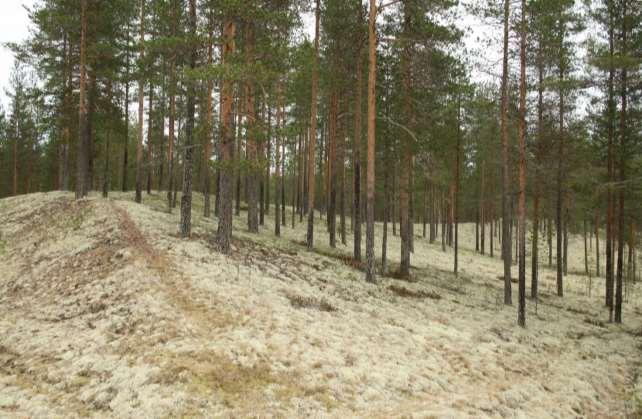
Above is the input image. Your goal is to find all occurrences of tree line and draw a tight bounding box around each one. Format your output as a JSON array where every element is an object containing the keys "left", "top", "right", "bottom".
[{"left": 0, "top": 0, "right": 640, "bottom": 327}]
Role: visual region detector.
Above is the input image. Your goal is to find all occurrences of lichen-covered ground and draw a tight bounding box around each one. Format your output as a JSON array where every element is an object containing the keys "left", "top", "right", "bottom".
[{"left": 1, "top": 191, "right": 641, "bottom": 418}]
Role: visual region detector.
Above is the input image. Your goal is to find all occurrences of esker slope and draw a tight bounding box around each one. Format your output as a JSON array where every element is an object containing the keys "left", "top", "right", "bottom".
[{"left": 0, "top": 192, "right": 641, "bottom": 417}]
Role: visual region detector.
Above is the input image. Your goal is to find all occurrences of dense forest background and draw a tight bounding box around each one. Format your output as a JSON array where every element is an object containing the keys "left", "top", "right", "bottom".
[{"left": 0, "top": 0, "right": 640, "bottom": 326}]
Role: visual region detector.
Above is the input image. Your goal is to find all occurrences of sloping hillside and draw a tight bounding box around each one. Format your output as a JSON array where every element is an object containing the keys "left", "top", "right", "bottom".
[{"left": 1, "top": 192, "right": 641, "bottom": 418}]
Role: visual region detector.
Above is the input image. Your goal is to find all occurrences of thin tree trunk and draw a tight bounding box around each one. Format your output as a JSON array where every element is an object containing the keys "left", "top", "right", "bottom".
[
  {"left": 75, "top": 0, "right": 89, "bottom": 199},
  {"left": 166, "top": 1, "right": 177, "bottom": 211},
  {"left": 353, "top": 48, "right": 363, "bottom": 259},
  {"left": 399, "top": 7, "right": 413, "bottom": 278},
  {"left": 245, "top": 22, "right": 258, "bottom": 232},
  {"left": 429, "top": 180, "right": 433, "bottom": 242},
  {"left": 12, "top": 118, "right": 18, "bottom": 196},
  {"left": 121, "top": 27, "right": 130, "bottom": 192},
  {"left": 135, "top": 0, "right": 144, "bottom": 203},
  {"left": 327, "top": 91, "right": 338, "bottom": 247},
  {"left": 306, "top": 0, "right": 320, "bottom": 249},
  {"left": 365, "top": 0, "right": 377, "bottom": 282},
  {"left": 563, "top": 207, "right": 570, "bottom": 276},
  {"left": 490, "top": 207, "right": 494, "bottom": 258},
  {"left": 409, "top": 162, "right": 415, "bottom": 253},
  {"left": 531, "top": 46, "right": 544, "bottom": 300},
  {"left": 517, "top": 0, "right": 527, "bottom": 326},
  {"left": 281, "top": 131, "right": 286, "bottom": 227},
  {"left": 441, "top": 190, "right": 446, "bottom": 252},
  {"left": 500, "top": 0, "right": 512, "bottom": 304},
  {"left": 595, "top": 208, "right": 600, "bottom": 277},
  {"left": 605, "top": 0, "right": 616, "bottom": 314},
  {"left": 203, "top": 14, "right": 214, "bottom": 218},
  {"left": 296, "top": 133, "right": 302, "bottom": 223},
  {"left": 85, "top": 33, "right": 97, "bottom": 190},
  {"left": 266, "top": 105, "right": 271, "bottom": 215},
  {"left": 382, "top": 143, "right": 389, "bottom": 274},
  {"left": 235, "top": 97, "right": 242, "bottom": 216},
  {"left": 479, "top": 162, "right": 484, "bottom": 254},
  {"left": 556, "top": 50, "right": 566, "bottom": 297},
  {"left": 275, "top": 84, "right": 283, "bottom": 237},
  {"left": 548, "top": 216, "right": 553, "bottom": 267},
  {"left": 301, "top": 126, "right": 307, "bottom": 220},
  {"left": 179, "top": 0, "right": 197, "bottom": 238},
  {"left": 615, "top": 0, "right": 627, "bottom": 323},
  {"left": 454, "top": 93, "right": 461, "bottom": 277},
  {"left": 392, "top": 167, "right": 397, "bottom": 236},
  {"left": 583, "top": 219, "right": 588, "bottom": 275},
  {"left": 292, "top": 136, "right": 297, "bottom": 229},
  {"left": 157, "top": 63, "right": 166, "bottom": 191},
  {"left": 339, "top": 101, "right": 346, "bottom": 246},
  {"left": 146, "top": 83, "right": 153, "bottom": 194},
  {"left": 424, "top": 177, "right": 428, "bottom": 239},
  {"left": 627, "top": 223, "right": 634, "bottom": 284},
  {"left": 102, "top": 83, "right": 113, "bottom": 198}
]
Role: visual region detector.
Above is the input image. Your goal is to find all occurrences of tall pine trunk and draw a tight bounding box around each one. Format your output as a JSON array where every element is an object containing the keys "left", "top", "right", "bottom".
[
  {"left": 500, "top": 0, "right": 512, "bottom": 304},
  {"left": 146, "top": 83, "right": 153, "bottom": 194},
  {"left": 306, "top": 0, "right": 320, "bottom": 249},
  {"left": 216, "top": 18, "right": 236, "bottom": 253},
  {"left": 365, "top": 0, "right": 377, "bottom": 282},
  {"left": 353, "top": 47, "right": 363, "bottom": 260},
  {"left": 166, "top": 0, "right": 177, "bottom": 211},
  {"left": 605, "top": 0, "right": 616, "bottom": 314},
  {"left": 399, "top": 7, "right": 413, "bottom": 278},
  {"left": 179, "top": 0, "right": 197, "bottom": 238},
  {"left": 275, "top": 84, "right": 283, "bottom": 237},
  {"left": 556, "top": 50, "right": 566, "bottom": 297},
  {"left": 245, "top": 23, "right": 258, "bottom": 232},
  {"left": 517, "top": 0, "right": 527, "bottom": 327},
  {"left": 122, "top": 57, "right": 129, "bottom": 193},
  {"left": 235, "top": 97, "right": 242, "bottom": 216},
  {"left": 135, "top": 0, "right": 144, "bottom": 203},
  {"left": 75, "top": 0, "right": 89, "bottom": 199},
  {"left": 327, "top": 91, "right": 338, "bottom": 247},
  {"left": 615, "top": 0, "right": 627, "bottom": 323},
  {"left": 454, "top": 93, "right": 461, "bottom": 276},
  {"left": 203, "top": 15, "right": 214, "bottom": 218},
  {"left": 532, "top": 47, "right": 544, "bottom": 300}
]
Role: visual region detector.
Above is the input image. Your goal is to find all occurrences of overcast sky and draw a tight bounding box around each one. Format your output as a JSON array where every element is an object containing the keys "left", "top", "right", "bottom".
[{"left": 0, "top": 1, "right": 35, "bottom": 110}]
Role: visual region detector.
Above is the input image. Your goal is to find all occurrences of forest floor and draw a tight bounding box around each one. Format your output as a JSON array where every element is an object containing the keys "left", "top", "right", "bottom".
[{"left": 1, "top": 191, "right": 641, "bottom": 418}]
